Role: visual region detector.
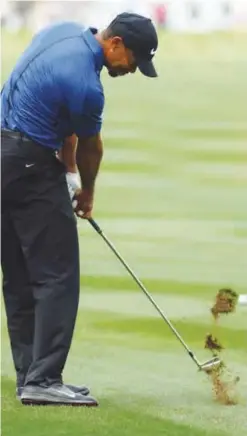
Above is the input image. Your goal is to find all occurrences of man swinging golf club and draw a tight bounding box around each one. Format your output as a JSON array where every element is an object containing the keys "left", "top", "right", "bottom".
[{"left": 1, "top": 14, "right": 158, "bottom": 406}]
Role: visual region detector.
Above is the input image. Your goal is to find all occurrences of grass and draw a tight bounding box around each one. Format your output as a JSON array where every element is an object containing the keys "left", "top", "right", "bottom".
[
  {"left": 2, "top": 380, "right": 225, "bottom": 436},
  {"left": 1, "top": 28, "right": 247, "bottom": 436}
]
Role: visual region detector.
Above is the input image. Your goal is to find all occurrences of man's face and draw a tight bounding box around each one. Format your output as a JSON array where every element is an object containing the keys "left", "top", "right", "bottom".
[{"left": 104, "top": 36, "right": 137, "bottom": 77}]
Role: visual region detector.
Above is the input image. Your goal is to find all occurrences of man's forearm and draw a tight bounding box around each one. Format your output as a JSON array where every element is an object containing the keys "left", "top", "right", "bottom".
[
  {"left": 76, "top": 134, "right": 103, "bottom": 191},
  {"left": 58, "top": 134, "right": 78, "bottom": 173}
]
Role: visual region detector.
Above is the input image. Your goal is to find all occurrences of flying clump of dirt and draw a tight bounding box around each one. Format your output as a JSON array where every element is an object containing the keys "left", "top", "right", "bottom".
[
  {"left": 204, "top": 289, "right": 240, "bottom": 405},
  {"left": 204, "top": 334, "right": 239, "bottom": 405},
  {"left": 210, "top": 288, "right": 238, "bottom": 321},
  {"left": 205, "top": 334, "right": 224, "bottom": 353}
]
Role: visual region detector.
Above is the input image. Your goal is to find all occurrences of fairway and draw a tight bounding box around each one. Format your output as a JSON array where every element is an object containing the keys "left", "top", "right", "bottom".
[{"left": 1, "top": 30, "right": 247, "bottom": 436}]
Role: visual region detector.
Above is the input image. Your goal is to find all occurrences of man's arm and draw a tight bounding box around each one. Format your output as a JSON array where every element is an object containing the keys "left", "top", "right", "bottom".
[
  {"left": 58, "top": 134, "right": 78, "bottom": 173},
  {"left": 59, "top": 74, "right": 104, "bottom": 217},
  {"left": 76, "top": 133, "right": 103, "bottom": 192},
  {"left": 71, "top": 133, "right": 103, "bottom": 219}
]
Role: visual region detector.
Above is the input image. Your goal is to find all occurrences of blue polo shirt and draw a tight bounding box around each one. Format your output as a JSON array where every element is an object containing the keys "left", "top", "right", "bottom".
[{"left": 1, "top": 22, "right": 105, "bottom": 149}]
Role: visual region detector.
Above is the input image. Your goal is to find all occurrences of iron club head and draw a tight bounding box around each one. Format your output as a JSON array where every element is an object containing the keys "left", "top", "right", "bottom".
[{"left": 199, "top": 356, "right": 221, "bottom": 373}]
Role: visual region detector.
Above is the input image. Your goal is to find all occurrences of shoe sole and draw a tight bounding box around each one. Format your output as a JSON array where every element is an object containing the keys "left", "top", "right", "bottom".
[
  {"left": 21, "top": 398, "right": 98, "bottom": 407},
  {"left": 17, "top": 390, "right": 90, "bottom": 401}
]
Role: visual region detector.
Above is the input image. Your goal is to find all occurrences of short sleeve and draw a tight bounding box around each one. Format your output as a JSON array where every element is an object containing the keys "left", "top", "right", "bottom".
[
  {"left": 60, "top": 68, "right": 104, "bottom": 139},
  {"left": 76, "top": 81, "right": 104, "bottom": 138},
  {"left": 59, "top": 57, "right": 104, "bottom": 137}
]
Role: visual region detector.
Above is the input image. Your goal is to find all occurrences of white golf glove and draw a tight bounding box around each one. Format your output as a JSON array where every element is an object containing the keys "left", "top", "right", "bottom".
[{"left": 66, "top": 172, "right": 81, "bottom": 201}]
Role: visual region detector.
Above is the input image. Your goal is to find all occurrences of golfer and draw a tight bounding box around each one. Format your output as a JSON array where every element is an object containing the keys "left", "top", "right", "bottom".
[{"left": 1, "top": 13, "right": 158, "bottom": 406}]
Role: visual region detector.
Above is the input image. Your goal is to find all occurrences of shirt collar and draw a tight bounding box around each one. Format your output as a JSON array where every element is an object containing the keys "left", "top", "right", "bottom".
[{"left": 82, "top": 28, "right": 104, "bottom": 73}]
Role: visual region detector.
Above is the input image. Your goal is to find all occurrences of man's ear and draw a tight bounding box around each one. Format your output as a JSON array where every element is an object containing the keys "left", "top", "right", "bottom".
[{"left": 110, "top": 36, "right": 124, "bottom": 49}]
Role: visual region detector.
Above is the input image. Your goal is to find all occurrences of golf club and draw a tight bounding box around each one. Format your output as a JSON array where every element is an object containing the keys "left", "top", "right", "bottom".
[{"left": 88, "top": 217, "right": 221, "bottom": 373}]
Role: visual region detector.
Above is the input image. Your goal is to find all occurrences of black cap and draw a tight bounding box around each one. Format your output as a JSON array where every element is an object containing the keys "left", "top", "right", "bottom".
[{"left": 108, "top": 12, "right": 158, "bottom": 78}]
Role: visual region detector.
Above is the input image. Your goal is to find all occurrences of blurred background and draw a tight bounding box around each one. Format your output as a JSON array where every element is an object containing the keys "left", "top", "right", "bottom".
[
  {"left": 1, "top": 2, "right": 247, "bottom": 431},
  {"left": 2, "top": 0, "right": 247, "bottom": 33}
]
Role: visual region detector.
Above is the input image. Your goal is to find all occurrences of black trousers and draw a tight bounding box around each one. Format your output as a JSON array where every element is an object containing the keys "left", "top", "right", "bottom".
[{"left": 1, "top": 132, "right": 80, "bottom": 387}]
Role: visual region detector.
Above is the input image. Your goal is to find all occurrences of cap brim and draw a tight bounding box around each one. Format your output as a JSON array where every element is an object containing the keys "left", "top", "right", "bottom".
[{"left": 137, "top": 59, "right": 157, "bottom": 78}]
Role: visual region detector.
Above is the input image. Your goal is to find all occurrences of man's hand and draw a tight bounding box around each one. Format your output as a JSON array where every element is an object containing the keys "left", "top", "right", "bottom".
[{"left": 73, "top": 189, "right": 94, "bottom": 219}]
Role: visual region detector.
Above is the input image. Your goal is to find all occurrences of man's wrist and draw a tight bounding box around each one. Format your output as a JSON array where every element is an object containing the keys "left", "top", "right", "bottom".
[
  {"left": 66, "top": 165, "right": 77, "bottom": 174},
  {"left": 82, "top": 185, "right": 95, "bottom": 195}
]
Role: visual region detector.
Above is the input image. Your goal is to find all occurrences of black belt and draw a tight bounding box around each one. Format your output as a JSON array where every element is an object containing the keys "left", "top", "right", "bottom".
[
  {"left": 1, "top": 128, "right": 33, "bottom": 142},
  {"left": 1, "top": 128, "right": 57, "bottom": 157}
]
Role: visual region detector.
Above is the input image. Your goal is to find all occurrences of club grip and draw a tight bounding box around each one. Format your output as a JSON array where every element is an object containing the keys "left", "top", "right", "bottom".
[{"left": 88, "top": 218, "right": 102, "bottom": 234}]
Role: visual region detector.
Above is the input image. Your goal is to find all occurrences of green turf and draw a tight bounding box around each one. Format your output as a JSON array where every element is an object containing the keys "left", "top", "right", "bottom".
[
  {"left": 1, "top": 29, "right": 247, "bottom": 436},
  {"left": 2, "top": 378, "right": 226, "bottom": 436}
]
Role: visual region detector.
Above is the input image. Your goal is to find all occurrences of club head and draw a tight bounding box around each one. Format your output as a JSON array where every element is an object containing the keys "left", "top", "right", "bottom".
[{"left": 200, "top": 356, "right": 221, "bottom": 373}]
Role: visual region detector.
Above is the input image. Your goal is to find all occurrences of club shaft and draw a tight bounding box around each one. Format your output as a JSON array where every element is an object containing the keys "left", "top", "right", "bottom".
[{"left": 88, "top": 218, "right": 201, "bottom": 368}]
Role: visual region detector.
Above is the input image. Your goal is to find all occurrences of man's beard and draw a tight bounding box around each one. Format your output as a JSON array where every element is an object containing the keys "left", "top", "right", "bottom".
[
  {"left": 108, "top": 70, "right": 119, "bottom": 77},
  {"left": 104, "top": 59, "right": 129, "bottom": 77},
  {"left": 107, "top": 67, "right": 129, "bottom": 77}
]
